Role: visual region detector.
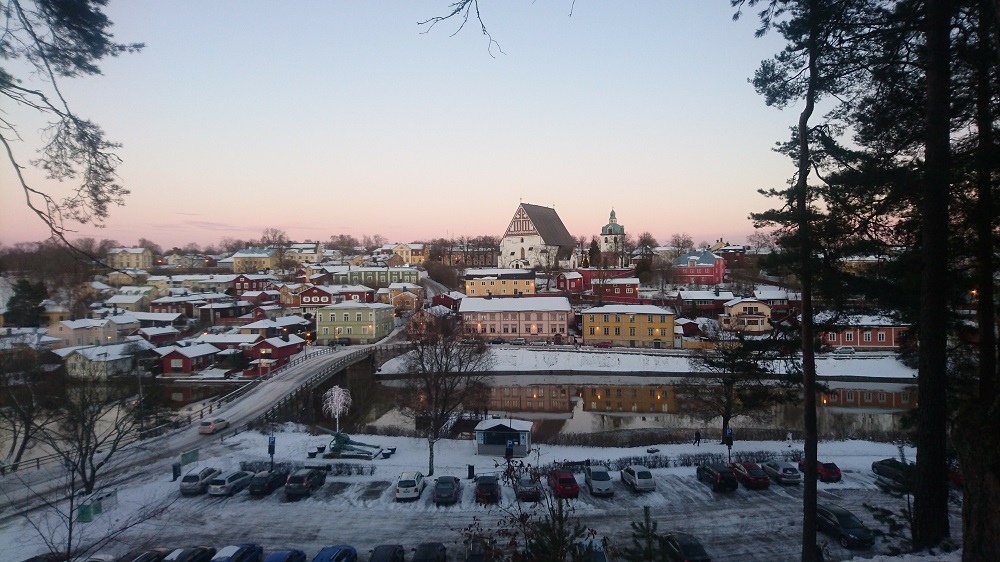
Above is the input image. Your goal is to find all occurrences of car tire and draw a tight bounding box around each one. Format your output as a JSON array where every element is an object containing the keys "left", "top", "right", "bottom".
[{"left": 839, "top": 536, "right": 851, "bottom": 549}]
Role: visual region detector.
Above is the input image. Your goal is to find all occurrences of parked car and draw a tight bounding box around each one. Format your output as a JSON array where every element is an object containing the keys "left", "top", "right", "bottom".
[
  {"left": 514, "top": 475, "right": 542, "bottom": 502},
  {"left": 799, "top": 460, "right": 842, "bottom": 482},
  {"left": 528, "top": 340, "right": 547, "bottom": 346},
  {"left": 116, "top": 547, "right": 173, "bottom": 562},
  {"left": 489, "top": 337, "right": 505, "bottom": 345},
  {"left": 367, "top": 545, "right": 405, "bottom": 562},
  {"left": 816, "top": 504, "right": 875, "bottom": 549},
  {"left": 310, "top": 545, "right": 356, "bottom": 562},
  {"left": 284, "top": 468, "right": 326, "bottom": 498},
  {"left": 762, "top": 461, "right": 801, "bottom": 485},
  {"left": 872, "top": 458, "right": 915, "bottom": 491},
  {"left": 621, "top": 465, "right": 655, "bottom": 492},
  {"left": 432, "top": 475, "right": 461, "bottom": 505},
  {"left": 211, "top": 544, "right": 264, "bottom": 562},
  {"left": 832, "top": 346, "right": 856, "bottom": 355},
  {"left": 474, "top": 475, "right": 501, "bottom": 503},
  {"left": 262, "top": 551, "right": 306, "bottom": 562},
  {"left": 22, "top": 556, "right": 68, "bottom": 562},
  {"left": 412, "top": 543, "right": 446, "bottom": 562},
  {"left": 547, "top": 469, "right": 580, "bottom": 499},
  {"left": 593, "top": 341, "right": 613, "bottom": 349},
  {"left": 179, "top": 467, "right": 221, "bottom": 495},
  {"left": 248, "top": 471, "right": 287, "bottom": 496},
  {"left": 198, "top": 418, "right": 229, "bottom": 435},
  {"left": 163, "top": 548, "right": 216, "bottom": 562},
  {"left": 206, "top": 471, "right": 252, "bottom": 497},
  {"left": 584, "top": 464, "right": 614, "bottom": 497},
  {"left": 696, "top": 464, "right": 738, "bottom": 492},
  {"left": 395, "top": 471, "right": 426, "bottom": 501},
  {"left": 729, "top": 462, "right": 771, "bottom": 490},
  {"left": 660, "top": 532, "right": 712, "bottom": 562},
  {"left": 510, "top": 337, "right": 526, "bottom": 345}
]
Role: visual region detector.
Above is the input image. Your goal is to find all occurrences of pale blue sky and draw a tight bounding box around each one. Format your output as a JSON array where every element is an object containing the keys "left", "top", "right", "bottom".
[{"left": 1, "top": 1, "right": 797, "bottom": 250}]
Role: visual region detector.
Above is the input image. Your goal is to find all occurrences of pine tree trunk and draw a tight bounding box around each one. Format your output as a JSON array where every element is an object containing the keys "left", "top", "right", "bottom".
[
  {"left": 955, "top": 406, "right": 1000, "bottom": 561},
  {"left": 427, "top": 437, "right": 436, "bottom": 477},
  {"left": 913, "top": 0, "right": 952, "bottom": 549}
]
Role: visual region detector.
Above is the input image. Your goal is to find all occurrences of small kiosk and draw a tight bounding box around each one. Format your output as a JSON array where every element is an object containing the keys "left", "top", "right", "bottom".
[{"left": 474, "top": 418, "right": 533, "bottom": 458}]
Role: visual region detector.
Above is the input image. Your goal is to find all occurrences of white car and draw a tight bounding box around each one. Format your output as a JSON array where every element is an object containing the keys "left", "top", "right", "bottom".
[
  {"left": 585, "top": 464, "right": 614, "bottom": 497},
  {"left": 198, "top": 417, "right": 229, "bottom": 434},
  {"left": 207, "top": 470, "right": 252, "bottom": 496},
  {"left": 622, "top": 465, "right": 656, "bottom": 492},
  {"left": 395, "top": 471, "right": 426, "bottom": 501}
]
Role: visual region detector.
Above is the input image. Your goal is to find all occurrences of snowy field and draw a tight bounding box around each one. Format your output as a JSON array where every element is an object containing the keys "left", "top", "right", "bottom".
[{"left": 0, "top": 426, "right": 961, "bottom": 561}]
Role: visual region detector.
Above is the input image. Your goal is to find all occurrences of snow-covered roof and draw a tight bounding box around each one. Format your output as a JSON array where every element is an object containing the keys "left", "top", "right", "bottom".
[
  {"left": 464, "top": 268, "right": 534, "bottom": 278},
  {"left": 195, "top": 333, "right": 262, "bottom": 345},
  {"left": 591, "top": 277, "right": 640, "bottom": 286},
  {"left": 678, "top": 290, "right": 736, "bottom": 301},
  {"left": 321, "top": 302, "right": 395, "bottom": 311},
  {"left": 60, "top": 318, "right": 111, "bottom": 330},
  {"left": 474, "top": 418, "right": 533, "bottom": 432},
  {"left": 138, "top": 326, "right": 179, "bottom": 337},
  {"left": 813, "top": 311, "right": 908, "bottom": 327},
  {"left": 723, "top": 297, "right": 763, "bottom": 307},
  {"left": 582, "top": 304, "right": 673, "bottom": 315},
  {"left": 459, "top": 296, "right": 571, "bottom": 313},
  {"left": 105, "top": 294, "right": 145, "bottom": 305},
  {"left": 262, "top": 334, "right": 305, "bottom": 348},
  {"left": 154, "top": 343, "right": 220, "bottom": 358},
  {"left": 558, "top": 272, "right": 583, "bottom": 280}
]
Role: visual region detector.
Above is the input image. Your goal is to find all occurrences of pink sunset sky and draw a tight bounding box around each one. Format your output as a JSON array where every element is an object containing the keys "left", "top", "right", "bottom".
[{"left": 1, "top": 1, "right": 796, "bottom": 251}]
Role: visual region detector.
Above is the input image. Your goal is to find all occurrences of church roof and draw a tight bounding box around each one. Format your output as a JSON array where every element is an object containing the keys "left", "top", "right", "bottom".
[
  {"left": 601, "top": 209, "right": 625, "bottom": 236},
  {"left": 519, "top": 203, "right": 575, "bottom": 248}
]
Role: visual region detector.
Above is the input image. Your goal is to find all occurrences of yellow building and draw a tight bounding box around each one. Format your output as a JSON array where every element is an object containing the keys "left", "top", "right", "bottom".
[
  {"left": 463, "top": 268, "right": 536, "bottom": 297},
  {"left": 107, "top": 247, "right": 153, "bottom": 270},
  {"left": 231, "top": 248, "right": 279, "bottom": 273},
  {"left": 581, "top": 304, "right": 676, "bottom": 349}
]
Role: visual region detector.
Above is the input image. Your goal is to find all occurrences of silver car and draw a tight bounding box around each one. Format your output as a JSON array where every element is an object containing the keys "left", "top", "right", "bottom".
[
  {"left": 207, "top": 470, "right": 252, "bottom": 496},
  {"left": 621, "top": 465, "right": 655, "bottom": 492},
  {"left": 585, "top": 465, "right": 614, "bottom": 497},
  {"left": 179, "top": 467, "right": 220, "bottom": 495},
  {"left": 763, "top": 460, "right": 801, "bottom": 485}
]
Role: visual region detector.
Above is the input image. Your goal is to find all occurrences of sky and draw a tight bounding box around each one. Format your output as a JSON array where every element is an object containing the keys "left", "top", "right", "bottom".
[{"left": 0, "top": 1, "right": 799, "bottom": 251}]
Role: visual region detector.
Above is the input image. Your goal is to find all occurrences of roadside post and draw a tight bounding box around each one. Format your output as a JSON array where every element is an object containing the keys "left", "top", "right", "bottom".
[
  {"left": 268, "top": 435, "right": 276, "bottom": 471},
  {"left": 725, "top": 427, "right": 734, "bottom": 463}
]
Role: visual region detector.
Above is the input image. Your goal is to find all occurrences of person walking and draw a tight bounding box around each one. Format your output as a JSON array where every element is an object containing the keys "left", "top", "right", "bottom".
[
  {"left": 693, "top": 430, "right": 701, "bottom": 446},
  {"left": 786, "top": 431, "right": 793, "bottom": 447}
]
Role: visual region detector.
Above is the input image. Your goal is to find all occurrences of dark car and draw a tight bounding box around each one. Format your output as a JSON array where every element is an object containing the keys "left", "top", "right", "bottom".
[
  {"left": 310, "top": 545, "right": 356, "bottom": 562},
  {"left": 412, "top": 543, "right": 446, "bottom": 562},
  {"left": 696, "top": 464, "right": 738, "bottom": 492},
  {"left": 249, "top": 471, "right": 287, "bottom": 496},
  {"left": 800, "top": 460, "right": 842, "bottom": 482},
  {"left": 163, "top": 548, "right": 216, "bottom": 562},
  {"left": 489, "top": 337, "right": 505, "bottom": 345},
  {"left": 285, "top": 468, "right": 326, "bottom": 498},
  {"left": 211, "top": 544, "right": 264, "bottom": 562},
  {"left": 660, "top": 532, "right": 712, "bottom": 562},
  {"left": 432, "top": 475, "right": 462, "bottom": 505},
  {"left": 117, "top": 548, "right": 173, "bottom": 562},
  {"left": 729, "top": 462, "right": 770, "bottom": 490},
  {"left": 816, "top": 504, "right": 875, "bottom": 549},
  {"left": 872, "top": 458, "right": 915, "bottom": 491},
  {"left": 514, "top": 475, "right": 543, "bottom": 502},
  {"left": 762, "top": 461, "right": 801, "bottom": 485},
  {"left": 593, "top": 341, "right": 613, "bottom": 349},
  {"left": 368, "top": 545, "right": 405, "bottom": 562},
  {"left": 474, "top": 475, "right": 501, "bottom": 504},
  {"left": 262, "top": 551, "right": 306, "bottom": 562},
  {"left": 547, "top": 469, "right": 580, "bottom": 499}
]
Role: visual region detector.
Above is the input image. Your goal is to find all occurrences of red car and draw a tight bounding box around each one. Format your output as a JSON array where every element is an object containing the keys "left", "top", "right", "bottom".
[
  {"left": 729, "top": 462, "right": 771, "bottom": 489},
  {"left": 800, "top": 459, "right": 842, "bottom": 482},
  {"left": 593, "top": 342, "right": 613, "bottom": 349},
  {"left": 547, "top": 469, "right": 580, "bottom": 499}
]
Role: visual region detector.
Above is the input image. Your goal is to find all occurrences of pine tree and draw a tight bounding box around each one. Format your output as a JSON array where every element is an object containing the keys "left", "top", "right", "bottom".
[{"left": 620, "top": 506, "right": 666, "bottom": 562}]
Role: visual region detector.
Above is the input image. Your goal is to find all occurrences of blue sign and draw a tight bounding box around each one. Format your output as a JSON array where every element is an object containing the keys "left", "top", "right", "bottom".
[
  {"left": 725, "top": 427, "right": 734, "bottom": 438},
  {"left": 507, "top": 440, "right": 514, "bottom": 448},
  {"left": 268, "top": 436, "right": 276, "bottom": 446}
]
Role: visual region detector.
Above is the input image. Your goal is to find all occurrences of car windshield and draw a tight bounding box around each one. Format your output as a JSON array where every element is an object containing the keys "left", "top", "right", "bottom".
[
  {"left": 837, "top": 513, "right": 866, "bottom": 529},
  {"left": 436, "top": 480, "right": 455, "bottom": 490},
  {"left": 590, "top": 471, "right": 610, "bottom": 481},
  {"left": 783, "top": 467, "right": 798, "bottom": 474},
  {"left": 519, "top": 477, "right": 535, "bottom": 487},
  {"left": 749, "top": 468, "right": 767, "bottom": 477},
  {"left": 199, "top": 421, "right": 211, "bottom": 426},
  {"left": 398, "top": 480, "right": 416, "bottom": 488},
  {"left": 559, "top": 477, "right": 576, "bottom": 486},
  {"left": 251, "top": 475, "right": 269, "bottom": 484},
  {"left": 209, "top": 478, "right": 225, "bottom": 486},
  {"left": 478, "top": 480, "right": 498, "bottom": 490},
  {"left": 287, "top": 475, "right": 305, "bottom": 484}
]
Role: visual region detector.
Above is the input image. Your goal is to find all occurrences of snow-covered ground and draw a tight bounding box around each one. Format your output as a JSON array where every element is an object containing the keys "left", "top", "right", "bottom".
[{"left": 0, "top": 425, "right": 961, "bottom": 561}]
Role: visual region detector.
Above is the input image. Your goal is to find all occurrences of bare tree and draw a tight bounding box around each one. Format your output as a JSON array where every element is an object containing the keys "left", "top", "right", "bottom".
[
  {"left": 2, "top": 0, "right": 142, "bottom": 250},
  {"left": 322, "top": 385, "right": 352, "bottom": 433},
  {"left": 399, "top": 323, "right": 493, "bottom": 476},
  {"left": 677, "top": 330, "right": 800, "bottom": 440},
  {"left": 0, "top": 348, "right": 60, "bottom": 471},
  {"left": 669, "top": 233, "right": 694, "bottom": 251}
]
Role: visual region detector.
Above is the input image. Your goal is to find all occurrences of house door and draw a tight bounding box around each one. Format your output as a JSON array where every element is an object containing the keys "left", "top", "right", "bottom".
[{"left": 630, "top": 340, "right": 636, "bottom": 348}]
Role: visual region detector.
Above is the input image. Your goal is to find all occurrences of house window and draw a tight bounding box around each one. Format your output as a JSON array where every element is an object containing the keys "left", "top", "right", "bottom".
[
  {"left": 603, "top": 327, "right": 609, "bottom": 336},
  {"left": 346, "top": 327, "right": 353, "bottom": 334},
  {"left": 362, "top": 326, "right": 368, "bottom": 334},
  {"left": 845, "top": 332, "right": 854, "bottom": 342},
  {"left": 629, "top": 327, "right": 636, "bottom": 336},
  {"left": 828, "top": 333, "right": 837, "bottom": 342},
  {"left": 614, "top": 327, "right": 620, "bottom": 336},
  {"left": 846, "top": 391, "right": 855, "bottom": 401},
  {"left": 589, "top": 314, "right": 595, "bottom": 322},
  {"left": 603, "top": 315, "right": 609, "bottom": 322},
  {"left": 878, "top": 332, "right": 887, "bottom": 342},
  {"left": 343, "top": 313, "right": 349, "bottom": 322},
  {"left": 322, "top": 327, "right": 329, "bottom": 335},
  {"left": 356, "top": 313, "right": 362, "bottom": 322},
  {"left": 863, "top": 332, "right": 872, "bottom": 342},
  {"left": 878, "top": 392, "right": 886, "bottom": 403},
  {"left": 648, "top": 328, "right": 653, "bottom": 336},
  {"left": 902, "top": 392, "right": 910, "bottom": 403}
]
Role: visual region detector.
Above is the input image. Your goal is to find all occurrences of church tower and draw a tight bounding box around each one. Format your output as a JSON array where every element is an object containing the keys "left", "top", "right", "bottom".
[{"left": 599, "top": 209, "right": 626, "bottom": 267}]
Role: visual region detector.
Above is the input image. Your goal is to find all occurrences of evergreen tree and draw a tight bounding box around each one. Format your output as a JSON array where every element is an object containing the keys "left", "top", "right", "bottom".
[
  {"left": 621, "top": 506, "right": 667, "bottom": 562},
  {"left": 3, "top": 279, "right": 48, "bottom": 327}
]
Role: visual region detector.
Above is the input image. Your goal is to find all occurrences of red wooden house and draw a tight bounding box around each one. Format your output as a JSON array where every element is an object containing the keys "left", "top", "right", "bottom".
[
  {"left": 576, "top": 268, "right": 634, "bottom": 290},
  {"left": 155, "top": 343, "right": 221, "bottom": 375},
  {"left": 675, "top": 290, "right": 737, "bottom": 317},
  {"left": 555, "top": 272, "right": 584, "bottom": 293},
  {"left": 243, "top": 334, "right": 305, "bottom": 376},
  {"left": 816, "top": 312, "right": 910, "bottom": 351},
  {"left": 671, "top": 251, "right": 726, "bottom": 286},
  {"left": 136, "top": 326, "right": 180, "bottom": 346},
  {"left": 432, "top": 291, "right": 465, "bottom": 311},
  {"left": 591, "top": 277, "right": 640, "bottom": 301}
]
